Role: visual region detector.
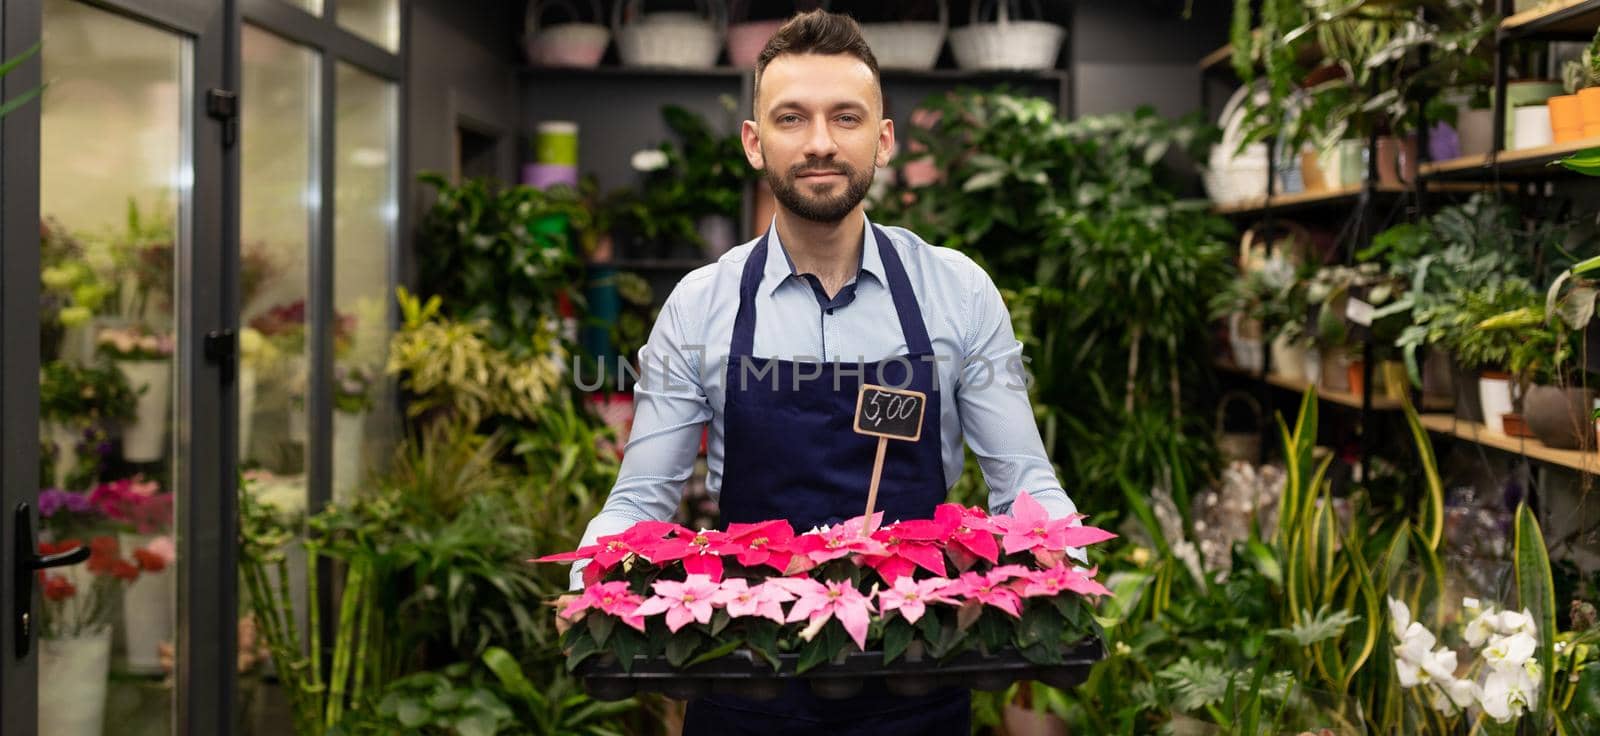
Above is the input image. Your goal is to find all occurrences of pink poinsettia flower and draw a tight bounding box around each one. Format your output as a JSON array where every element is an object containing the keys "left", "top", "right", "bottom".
[
  {"left": 711, "top": 578, "right": 795, "bottom": 624},
  {"left": 947, "top": 568, "right": 1025, "bottom": 618},
  {"left": 934, "top": 504, "right": 1001, "bottom": 570},
  {"left": 877, "top": 576, "right": 955, "bottom": 624},
  {"left": 789, "top": 516, "right": 888, "bottom": 567},
  {"left": 558, "top": 581, "right": 647, "bottom": 631},
  {"left": 724, "top": 520, "right": 797, "bottom": 573},
  {"left": 786, "top": 578, "right": 877, "bottom": 650},
  {"left": 991, "top": 492, "right": 1116, "bottom": 558},
  {"left": 862, "top": 522, "right": 949, "bottom": 582},
  {"left": 1018, "top": 564, "right": 1112, "bottom": 599},
  {"left": 633, "top": 574, "right": 721, "bottom": 633},
  {"left": 640, "top": 527, "right": 739, "bottom": 581}
]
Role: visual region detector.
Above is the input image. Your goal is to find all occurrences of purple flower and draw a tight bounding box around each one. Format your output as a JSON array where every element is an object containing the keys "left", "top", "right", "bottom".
[{"left": 39, "top": 488, "right": 90, "bottom": 518}]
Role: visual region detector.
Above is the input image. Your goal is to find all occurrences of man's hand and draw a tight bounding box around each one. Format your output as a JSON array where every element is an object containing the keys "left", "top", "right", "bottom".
[{"left": 551, "top": 594, "right": 580, "bottom": 637}]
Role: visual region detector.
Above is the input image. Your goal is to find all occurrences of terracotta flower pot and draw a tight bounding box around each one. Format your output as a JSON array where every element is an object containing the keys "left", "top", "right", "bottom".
[
  {"left": 1524, "top": 385, "right": 1596, "bottom": 449},
  {"left": 1503, "top": 412, "right": 1536, "bottom": 439},
  {"left": 1300, "top": 150, "right": 1329, "bottom": 192},
  {"left": 1347, "top": 359, "right": 1366, "bottom": 397},
  {"left": 1550, "top": 94, "right": 1584, "bottom": 143},
  {"left": 1580, "top": 87, "right": 1600, "bottom": 127},
  {"left": 1375, "top": 137, "right": 1403, "bottom": 187}
]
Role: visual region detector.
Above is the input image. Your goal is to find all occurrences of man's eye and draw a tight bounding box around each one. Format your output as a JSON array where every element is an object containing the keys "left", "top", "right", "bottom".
[
  {"left": 779, "top": 114, "right": 801, "bottom": 125},
  {"left": 838, "top": 115, "right": 861, "bottom": 125}
]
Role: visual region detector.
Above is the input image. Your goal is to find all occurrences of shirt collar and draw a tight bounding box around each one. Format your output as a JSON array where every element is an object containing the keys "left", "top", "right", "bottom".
[{"left": 762, "top": 215, "right": 884, "bottom": 297}]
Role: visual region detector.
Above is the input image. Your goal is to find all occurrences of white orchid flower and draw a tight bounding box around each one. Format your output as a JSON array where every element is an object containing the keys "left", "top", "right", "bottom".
[
  {"left": 630, "top": 149, "right": 669, "bottom": 172},
  {"left": 1387, "top": 596, "right": 1412, "bottom": 637},
  {"left": 1444, "top": 676, "right": 1477, "bottom": 708},
  {"left": 1464, "top": 609, "right": 1498, "bottom": 648},
  {"left": 1483, "top": 632, "right": 1537, "bottom": 671},
  {"left": 1479, "top": 665, "right": 1537, "bottom": 723},
  {"left": 1494, "top": 609, "right": 1537, "bottom": 638}
]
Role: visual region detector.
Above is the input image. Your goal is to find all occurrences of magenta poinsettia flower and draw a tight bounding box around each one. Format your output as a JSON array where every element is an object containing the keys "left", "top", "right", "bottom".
[
  {"left": 724, "top": 520, "right": 797, "bottom": 573},
  {"left": 790, "top": 517, "right": 888, "bottom": 567},
  {"left": 558, "top": 581, "right": 647, "bottom": 631},
  {"left": 934, "top": 504, "right": 1000, "bottom": 570},
  {"left": 862, "top": 522, "right": 949, "bottom": 582},
  {"left": 640, "top": 527, "right": 739, "bottom": 581},
  {"left": 711, "top": 578, "right": 795, "bottom": 624},
  {"left": 786, "top": 578, "right": 877, "bottom": 650},
  {"left": 633, "top": 574, "right": 721, "bottom": 633},
  {"left": 876, "top": 576, "right": 955, "bottom": 624},
  {"left": 991, "top": 492, "right": 1116, "bottom": 558},
  {"left": 947, "top": 568, "right": 1025, "bottom": 618},
  {"left": 1019, "top": 564, "right": 1112, "bottom": 599}
]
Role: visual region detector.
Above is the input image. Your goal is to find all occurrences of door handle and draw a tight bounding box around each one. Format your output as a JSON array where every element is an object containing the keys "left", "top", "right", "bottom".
[{"left": 13, "top": 501, "right": 89, "bottom": 658}]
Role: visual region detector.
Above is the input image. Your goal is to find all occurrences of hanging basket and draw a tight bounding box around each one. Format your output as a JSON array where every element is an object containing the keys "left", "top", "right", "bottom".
[
  {"left": 949, "top": 0, "right": 1064, "bottom": 71},
  {"left": 613, "top": 0, "right": 724, "bottom": 69},
  {"left": 524, "top": 0, "right": 611, "bottom": 68},
  {"left": 859, "top": 0, "right": 947, "bottom": 71}
]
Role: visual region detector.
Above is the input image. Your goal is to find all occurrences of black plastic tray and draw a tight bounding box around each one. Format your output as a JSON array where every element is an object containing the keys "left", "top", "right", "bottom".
[{"left": 575, "top": 638, "right": 1105, "bottom": 701}]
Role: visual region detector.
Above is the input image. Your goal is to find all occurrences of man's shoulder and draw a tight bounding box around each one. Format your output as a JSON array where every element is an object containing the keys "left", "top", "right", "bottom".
[{"left": 875, "top": 223, "right": 990, "bottom": 288}]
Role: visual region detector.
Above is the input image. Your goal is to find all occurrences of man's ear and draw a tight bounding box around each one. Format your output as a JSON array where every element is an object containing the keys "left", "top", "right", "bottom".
[
  {"left": 742, "top": 119, "right": 765, "bottom": 170},
  {"left": 875, "top": 118, "right": 896, "bottom": 169}
]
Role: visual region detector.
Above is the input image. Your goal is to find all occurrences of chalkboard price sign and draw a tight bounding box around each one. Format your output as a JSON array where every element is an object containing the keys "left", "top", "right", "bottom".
[{"left": 853, "top": 384, "right": 927, "bottom": 442}]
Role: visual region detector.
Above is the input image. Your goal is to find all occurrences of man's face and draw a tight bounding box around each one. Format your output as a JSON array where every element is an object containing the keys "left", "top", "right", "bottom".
[{"left": 743, "top": 53, "right": 893, "bottom": 224}]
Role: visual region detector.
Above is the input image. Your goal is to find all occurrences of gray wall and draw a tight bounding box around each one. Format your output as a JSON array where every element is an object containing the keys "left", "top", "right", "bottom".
[{"left": 1071, "top": 0, "right": 1231, "bottom": 119}]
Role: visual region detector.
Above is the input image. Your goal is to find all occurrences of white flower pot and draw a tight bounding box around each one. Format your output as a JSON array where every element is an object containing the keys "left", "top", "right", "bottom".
[
  {"left": 332, "top": 411, "right": 367, "bottom": 504},
  {"left": 116, "top": 359, "right": 170, "bottom": 463},
  {"left": 117, "top": 532, "right": 174, "bottom": 674},
  {"left": 1303, "top": 348, "right": 1322, "bottom": 385},
  {"left": 1479, "top": 373, "right": 1515, "bottom": 435},
  {"left": 239, "top": 364, "right": 258, "bottom": 459},
  {"left": 39, "top": 627, "right": 111, "bottom": 736},
  {"left": 46, "top": 420, "right": 80, "bottom": 489},
  {"left": 1270, "top": 335, "right": 1306, "bottom": 383}
]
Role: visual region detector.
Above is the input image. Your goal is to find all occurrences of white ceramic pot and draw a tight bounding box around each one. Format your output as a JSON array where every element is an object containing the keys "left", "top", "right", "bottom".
[
  {"left": 116, "top": 359, "right": 171, "bottom": 463},
  {"left": 1303, "top": 348, "right": 1323, "bottom": 386},
  {"left": 1271, "top": 335, "right": 1306, "bottom": 382},
  {"left": 46, "top": 420, "right": 80, "bottom": 490},
  {"left": 1479, "top": 373, "right": 1515, "bottom": 435},
  {"left": 39, "top": 627, "right": 112, "bottom": 736},
  {"left": 332, "top": 410, "right": 367, "bottom": 504},
  {"left": 1513, "top": 105, "right": 1553, "bottom": 150},
  {"left": 239, "top": 363, "right": 258, "bottom": 459},
  {"left": 117, "top": 532, "right": 174, "bottom": 674}
]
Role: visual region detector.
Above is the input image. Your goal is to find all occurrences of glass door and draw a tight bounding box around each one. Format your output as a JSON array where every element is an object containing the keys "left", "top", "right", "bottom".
[{"left": 2, "top": 0, "right": 235, "bottom": 733}]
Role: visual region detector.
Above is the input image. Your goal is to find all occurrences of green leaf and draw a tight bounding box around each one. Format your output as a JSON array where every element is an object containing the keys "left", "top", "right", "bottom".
[
  {"left": 396, "top": 698, "right": 431, "bottom": 728},
  {"left": 482, "top": 647, "right": 538, "bottom": 702},
  {"left": 1516, "top": 503, "right": 1557, "bottom": 717},
  {"left": 883, "top": 619, "right": 914, "bottom": 664},
  {"left": 564, "top": 631, "right": 601, "bottom": 672},
  {"left": 587, "top": 611, "right": 616, "bottom": 648},
  {"left": 709, "top": 609, "right": 731, "bottom": 638},
  {"left": 685, "top": 638, "right": 742, "bottom": 668},
  {"left": 795, "top": 623, "right": 847, "bottom": 675},
  {"left": 1559, "top": 286, "right": 1598, "bottom": 332},
  {"left": 1557, "top": 147, "right": 1600, "bottom": 176},
  {"left": 665, "top": 630, "right": 704, "bottom": 668},
  {"left": 746, "top": 623, "right": 782, "bottom": 671},
  {"left": 455, "top": 713, "right": 500, "bottom": 736},
  {"left": 963, "top": 170, "right": 1006, "bottom": 192},
  {"left": 427, "top": 687, "right": 465, "bottom": 712}
]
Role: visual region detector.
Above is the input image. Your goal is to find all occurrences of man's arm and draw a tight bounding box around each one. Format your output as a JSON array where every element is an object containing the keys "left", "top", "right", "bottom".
[
  {"left": 569, "top": 286, "right": 712, "bottom": 590},
  {"left": 954, "top": 265, "right": 1079, "bottom": 522}
]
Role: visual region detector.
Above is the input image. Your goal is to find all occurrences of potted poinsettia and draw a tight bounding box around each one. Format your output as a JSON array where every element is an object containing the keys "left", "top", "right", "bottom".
[
  {"left": 95, "top": 324, "right": 175, "bottom": 463},
  {"left": 89, "top": 475, "right": 175, "bottom": 674},
  {"left": 36, "top": 487, "right": 150, "bottom": 736},
  {"left": 535, "top": 492, "right": 1114, "bottom": 701}
]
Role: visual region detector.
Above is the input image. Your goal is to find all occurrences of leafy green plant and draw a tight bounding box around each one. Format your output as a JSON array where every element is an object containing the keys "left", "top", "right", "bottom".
[
  {"left": 1417, "top": 279, "right": 1542, "bottom": 376},
  {"left": 40, "top": 359, "right": 136, "bottom": 425},
  {"left": 416, "top": 172, "right": 586, "bottom": 358},
  {"left": 0, "top": 42, "right": 42, "bottom": 120},
  {"left": 613, "top": 99, "right": 756, "bottom": 253}
]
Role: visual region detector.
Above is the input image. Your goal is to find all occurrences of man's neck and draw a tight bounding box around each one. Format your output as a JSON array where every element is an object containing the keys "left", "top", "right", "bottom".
[{"left": 774, "top": 207, "right": 865, "bottom": 296}]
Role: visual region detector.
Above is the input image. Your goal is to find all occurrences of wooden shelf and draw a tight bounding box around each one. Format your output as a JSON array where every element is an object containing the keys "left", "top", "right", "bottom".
[
  {"left": 1419, "top": 413, "right": 1599, "bottom": 475},
  {"left": 1211, "top": 183, "right": 1404, "bottom": 217},
  {"left": 520, "top": 64, "right": 746, "bottom": 79},
  {"left": 1199, "top": 43, "right": 1234, "bottom": 74},
  {"left": 1421, "top": 136, "right": 1600, "bottom": 179},
  {"left": 1500, "top": 0, "right": 1600, "bottom": 40},
  {"left": 1217, "top": 361, "right": 1451, "bottom": 412}
]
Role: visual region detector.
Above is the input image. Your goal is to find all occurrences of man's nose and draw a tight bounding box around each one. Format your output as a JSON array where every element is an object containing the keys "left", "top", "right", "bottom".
[{"left": 800, "top": 118, "right": 839, "bottom": 160}]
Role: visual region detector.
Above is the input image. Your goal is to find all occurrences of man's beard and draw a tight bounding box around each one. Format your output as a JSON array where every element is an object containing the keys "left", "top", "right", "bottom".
[{"left": 764, "top": 151, "right": 875, "bottom": 224}]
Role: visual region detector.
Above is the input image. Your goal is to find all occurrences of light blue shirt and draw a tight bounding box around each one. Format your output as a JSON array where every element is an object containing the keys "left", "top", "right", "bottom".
[{"left": 570, "top": 216, "right": 1078, "bottom": 589}]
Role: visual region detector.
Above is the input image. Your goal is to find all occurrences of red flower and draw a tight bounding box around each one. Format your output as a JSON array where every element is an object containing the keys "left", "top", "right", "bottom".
[
  {"left": 531, "top": 520, "right": 687, "bottom": 586},
  {"left": 86, "top": 536, "right": 120, "bottom": 575},
  {"left": 789, "top": 516, "right": 888, "bottom": 568},
  {"left": 724, "top": 520, "right": 797, "bottom": 573},
  {"left": 111, "top": 560, "right": 140, "bottom": 581},
  {"left": 640, "top": 527, "right": 739, "bottom": 581},
  {"left": 43, "top": 574, "right": 76, "bottom": 602},
  {"left": 37, "top": 540, "right": 60, "bottom": 556},
  {"left": 863, "top": 522, "right": 949, "bottom": 582},
  {"left": 133, "top": 547, "right": 167, "bottom": 573},
  {"left": 934, "top": 504, "right": 1001, "bottom": 570}
]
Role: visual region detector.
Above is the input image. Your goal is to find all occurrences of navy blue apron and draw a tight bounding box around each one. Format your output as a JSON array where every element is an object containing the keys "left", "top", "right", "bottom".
[{"left": 681, "top": 226, "right": 971, "bottom": 735}]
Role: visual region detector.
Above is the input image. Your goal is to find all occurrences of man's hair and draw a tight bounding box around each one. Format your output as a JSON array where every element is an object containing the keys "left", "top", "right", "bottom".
[{"left": 753, "top": 9, "right": 881, "bottom": 118}]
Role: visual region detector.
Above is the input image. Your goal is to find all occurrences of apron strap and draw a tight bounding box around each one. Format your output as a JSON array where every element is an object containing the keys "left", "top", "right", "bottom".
[{"left": 729, "top": 224, "right": 934, "bottom": 357}]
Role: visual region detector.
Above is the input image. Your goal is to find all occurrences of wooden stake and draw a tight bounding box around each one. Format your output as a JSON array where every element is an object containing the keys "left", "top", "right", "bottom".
[{"left": 862, "top": 436, "right": 887, "bottom": 536}]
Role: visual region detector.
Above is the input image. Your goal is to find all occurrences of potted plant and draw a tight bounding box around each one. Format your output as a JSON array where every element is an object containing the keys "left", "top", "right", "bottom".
[
  {"left": 95, "top": 324, "right": 175, "bottom": 463},
  {"left": 331, "top": 362, "right": 376, "bottom": 503},
  {"left": 39, "top": 360, "right": 135, "bottom": 490},
  {"left": 36, "top": 487, "right": 152, "bottom": 736},
  {"left": 1430, "top": 280, "right": 1543, "bottom": 435},
  {"left": 536, "top": 493, "right": 1113, "bottom": 700},
  {"left": 89, "top": 475, "right": 176, "bottom": 674},
  {"left": 621, "top": 99, "right": 758, "bottom": 259},
  {"left": 39, "top": 218, "right": 111, "bottom": 363}
]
